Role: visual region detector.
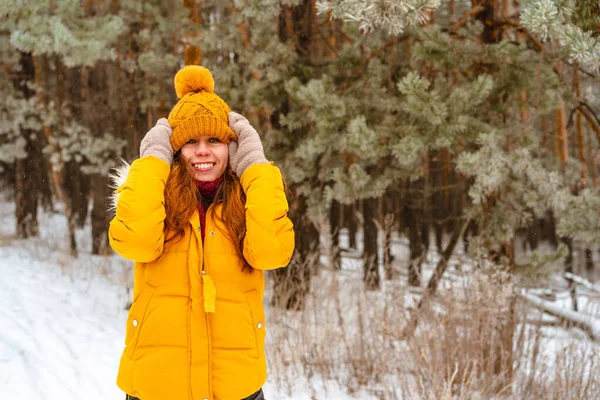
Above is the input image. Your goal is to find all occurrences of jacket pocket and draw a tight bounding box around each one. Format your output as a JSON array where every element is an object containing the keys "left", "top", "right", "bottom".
[
  {"left": 244, "top": 289, "right": 266, "bottom": 359},
  {"left": 124, "top": 282, "right": 156, "bottom": 358},
  {"left": 210, "top": 297, "right": 255, "bottom": 353}
]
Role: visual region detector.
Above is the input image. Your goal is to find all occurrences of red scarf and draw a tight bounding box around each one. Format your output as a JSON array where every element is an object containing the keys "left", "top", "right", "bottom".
[{"left": 196, "top": 176, "right": 223, "bottom": 241}]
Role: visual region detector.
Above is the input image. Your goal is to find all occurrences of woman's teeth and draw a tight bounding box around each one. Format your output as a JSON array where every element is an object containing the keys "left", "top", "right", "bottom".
[{"left": 194, "top": 163, "right": 214, "bottom": 170}]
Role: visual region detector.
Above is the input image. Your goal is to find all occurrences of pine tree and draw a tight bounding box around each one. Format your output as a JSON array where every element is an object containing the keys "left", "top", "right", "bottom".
[
  {"left": 3, "top": 0, "right": 600, "bottom": 305},
  {"left": 1, "top": 0, "right": 190, "bottom": 254}
]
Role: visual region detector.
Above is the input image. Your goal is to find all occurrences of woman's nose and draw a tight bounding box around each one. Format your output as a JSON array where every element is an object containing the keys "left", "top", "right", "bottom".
[{"left": 194, "top": 141, "right": 209, "bottom": 155}]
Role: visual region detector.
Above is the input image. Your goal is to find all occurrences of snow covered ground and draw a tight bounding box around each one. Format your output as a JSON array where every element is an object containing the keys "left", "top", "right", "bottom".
[
  {"left": 0, "top": 244, "right": 126, "bottom": 399},
  {"left": 0, "top": 200, "right": 131, "bottom": 400}
]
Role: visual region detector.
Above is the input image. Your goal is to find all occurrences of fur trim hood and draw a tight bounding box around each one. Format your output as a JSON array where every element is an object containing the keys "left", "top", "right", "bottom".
[{"left": 108, "top": 159, "right": 131, "bottom": 212}]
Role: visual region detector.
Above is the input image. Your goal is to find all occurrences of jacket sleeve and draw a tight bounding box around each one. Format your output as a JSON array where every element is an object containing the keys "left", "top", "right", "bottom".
[
  {"left": 108, "top": 155, "right": 170, "bottom": 263},
  {"left": 241, "top": 163, "right": 295, "bottom": 270}
]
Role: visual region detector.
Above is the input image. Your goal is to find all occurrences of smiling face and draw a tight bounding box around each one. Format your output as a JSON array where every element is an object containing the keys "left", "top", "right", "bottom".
[{"left": 180, "top": 136, "right": 229, "bottom": 182}]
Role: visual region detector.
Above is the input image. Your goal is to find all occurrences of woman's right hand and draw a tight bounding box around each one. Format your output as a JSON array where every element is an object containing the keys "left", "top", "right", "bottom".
[{"left": 139, "top": 118, "right": 174, "bottom": 165}]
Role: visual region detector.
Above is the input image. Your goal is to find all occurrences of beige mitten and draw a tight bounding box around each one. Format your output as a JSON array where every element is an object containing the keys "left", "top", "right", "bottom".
[
  {"left": 228, "top": 112, "right": 268, "bottom": 177},
  {"left": 139, "top": 118, "right": 174, "bottom": 165}
]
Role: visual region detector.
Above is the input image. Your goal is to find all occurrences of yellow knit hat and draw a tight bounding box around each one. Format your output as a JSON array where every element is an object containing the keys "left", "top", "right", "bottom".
[{"left": 168, "top": 66, "right": 236, "bottom": 152}]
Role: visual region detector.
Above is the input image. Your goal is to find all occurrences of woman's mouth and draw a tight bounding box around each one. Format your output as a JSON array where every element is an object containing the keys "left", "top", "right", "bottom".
[{"left": 193, "top": 162, "right": 215, "bottom": 171}]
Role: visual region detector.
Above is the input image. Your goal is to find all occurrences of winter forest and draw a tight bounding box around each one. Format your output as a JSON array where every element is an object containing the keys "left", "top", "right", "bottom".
[{"left": 2, "top": 0, "right": 600, "bottom": 399}]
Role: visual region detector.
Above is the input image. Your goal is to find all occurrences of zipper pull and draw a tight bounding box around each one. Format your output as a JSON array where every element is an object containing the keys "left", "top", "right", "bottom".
[{"left": 202, "top": 273, "right": 216, "bottom": 313}]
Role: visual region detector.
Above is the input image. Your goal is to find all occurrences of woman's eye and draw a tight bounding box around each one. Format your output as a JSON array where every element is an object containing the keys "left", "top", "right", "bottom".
[
  {"left": 186, "top": 139, "right": 196, "bottom": 144},
  {"left": 208, "top": 137, "right": 221, "bottom": 143}
]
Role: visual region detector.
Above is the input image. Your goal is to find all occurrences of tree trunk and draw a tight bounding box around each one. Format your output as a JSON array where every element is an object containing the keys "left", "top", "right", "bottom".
[
  {"left": 562, "top": 238, "right": 578, "bottom": 312},
  {"left": 554, "top": 103, "right": 569, "bottom": 171},
  {"left": 434, "top": 223, "right": 443, "bottom": 254},
  {"left": 325, "top": 10, "right": 340, "bottom": 60},
  {"left": 56, "top": 56, "right": 78, "bottom": 255},
  {"left": 34, "top": 131, "right": 54, "bottom": 212},
  {"left": 382, "top": 193, "right": 395, "bottom": 280},
  {"left": 540, "top": 115, "right": 549, "bottom": 157},
  {"left": 278, "top": 4, "right": 294, "bottom": 43},
  {"left": 270, "top": 0, "right": 321, "bottom": 308},
  {"left": 33, "top": 54, "right": 77, "bottom": 256},
  {"left": 552, "top": 65, "right": 578, "bottom": 311},
  {"left": 527, "top": 218, "right": 540, "bottom": 251},
  {"left": 473, "top": 0, "right": 497, "bottom": 43},
  {"left": 406, "top": 180, "right": 424, "bottom": 287},
  {"left": 449, "top": 0, "right": 456, "bottom": 23},
  {"left": 15, "top": 155, "right": 39, "bottom": 238},
  {"left": 407, "top": 212, "right": 423, "bottom": 287},
  {"left": 541, "top": 210, "right": 559, "bottom": 249},
  {"left": 91, "top": 174, "right": 111, "bottom": 255},
  {"left": 329, "top": 199, "right": 341, "bottom": 269},
  {"left": 585, "top": 248, "right": 594, "bottom": 272},
  {"left": 433, "top": 148, "right": 452, "bottom": 253},
  {"left": 573, "top": 65, "right": 588, "bottom": 189},
  {"left": 64, "top": 160, "right": 89, "bottom": 228},
  {"left": 13, "top": 52, "right": 40, "bottom": 238},
  {"left": 362, "top": 197, "right": 380, "bottom": 290},
  {"left": 290, "top": 0, "right": 316, "bottom": 59},
  {"left": 183, "top": 0, "right": 202, "bottom": 65},
  {"left": 422, "top": 220, "right": 469, "bottom": 303},
  {"left": 345, "top": 202, "right": 358, "bottom": 249},
  {"left": 586, "top": 118, "right": 599, "bottom": 189},
  {"left": 383, "top": 224, "right": 393, "bottom": 280}
]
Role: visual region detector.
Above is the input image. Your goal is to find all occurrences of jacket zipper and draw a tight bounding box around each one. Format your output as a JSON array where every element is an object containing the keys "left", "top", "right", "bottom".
[{"left": 202, "top": 205, "right": 213, "bottom": 400}]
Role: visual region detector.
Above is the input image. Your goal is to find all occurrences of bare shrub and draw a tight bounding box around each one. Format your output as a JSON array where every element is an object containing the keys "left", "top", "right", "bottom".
[
  {"left": 267, "top": 253, "right": 406, "bottom": 399},
  {"left": 266, "top": 255, "right": 600, "bottom": 399},
  {"left": 517, "top": 329, "right": 600, "bottom": 399},
  {"left": 401, "top": 270, "right": 517, "bottom": 399}
]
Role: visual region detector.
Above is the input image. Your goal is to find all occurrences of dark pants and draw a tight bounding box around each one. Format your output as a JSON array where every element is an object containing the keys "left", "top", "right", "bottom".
[{"left": 126, "top": 388, "right": 264, "bottom": 400}]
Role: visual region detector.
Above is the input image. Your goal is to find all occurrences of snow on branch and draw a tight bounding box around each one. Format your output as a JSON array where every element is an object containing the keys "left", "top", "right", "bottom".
[
  {"left": 518, "top": 290, "right": 600, "bottom": 342},
  {"left": 565, "top": 273, "right": 600, "bottom": 295},
  {"left": 316, "top": 0, "right": 441, "bottom": 36},
  {"left": 521, "top": 0, "right": 600, "bottom": 72}
]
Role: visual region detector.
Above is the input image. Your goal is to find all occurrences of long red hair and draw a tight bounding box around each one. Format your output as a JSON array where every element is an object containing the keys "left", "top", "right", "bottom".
[{"left": 163, "top": 151, "right": 252, "bottom": 272}]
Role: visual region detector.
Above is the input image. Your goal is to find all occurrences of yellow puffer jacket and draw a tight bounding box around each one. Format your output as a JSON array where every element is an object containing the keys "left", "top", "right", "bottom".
[{"left": 109, "top": 155, "right": 295, "bottom": 400}]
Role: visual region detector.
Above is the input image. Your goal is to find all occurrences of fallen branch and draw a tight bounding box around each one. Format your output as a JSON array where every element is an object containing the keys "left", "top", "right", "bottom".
[
  {"left": 517, "top": 290, "right": 600, "bottom": 342},
  {"left": 565, "top": 272, "right": 600, "bottom": 295}
]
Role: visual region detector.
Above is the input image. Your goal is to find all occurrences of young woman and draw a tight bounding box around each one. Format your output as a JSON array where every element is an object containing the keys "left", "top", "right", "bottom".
[{"left": 109, "top": 65, "right": 295, "bottom": 400}]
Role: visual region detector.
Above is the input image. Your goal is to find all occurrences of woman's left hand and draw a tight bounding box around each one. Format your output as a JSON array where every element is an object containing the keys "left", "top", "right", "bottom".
[{"left": 228, "top": 112, "right": 268, "bottom": 177}]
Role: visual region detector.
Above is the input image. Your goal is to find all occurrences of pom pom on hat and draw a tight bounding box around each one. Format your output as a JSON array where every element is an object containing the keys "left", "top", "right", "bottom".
[{"left": 174, "top": 65, "right": 215, "bottom": 99}]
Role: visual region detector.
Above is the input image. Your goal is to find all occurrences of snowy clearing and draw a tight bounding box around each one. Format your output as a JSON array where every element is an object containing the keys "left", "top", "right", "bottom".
[{"left": 0, "top": 201, "right": 365, "bottom": 400}]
